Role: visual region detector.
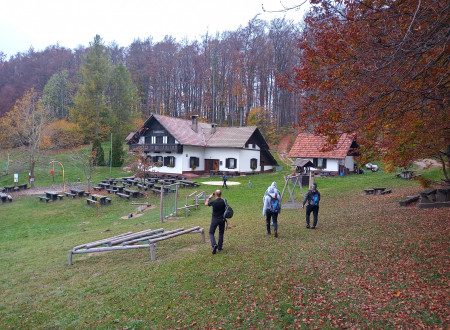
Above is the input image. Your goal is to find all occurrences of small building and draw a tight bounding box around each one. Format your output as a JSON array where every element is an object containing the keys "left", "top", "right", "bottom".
[
  {"left": 126, "top": 114, "right": 278, "bottom": 176},
  {"left": 288, "top": 133, "right": 359, "bottom": 175}
]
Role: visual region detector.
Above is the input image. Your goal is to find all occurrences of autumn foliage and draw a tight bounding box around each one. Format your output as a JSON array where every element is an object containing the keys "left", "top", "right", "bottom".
[{"left": 283, "top": 0, "right": 449, "bottom": 180}]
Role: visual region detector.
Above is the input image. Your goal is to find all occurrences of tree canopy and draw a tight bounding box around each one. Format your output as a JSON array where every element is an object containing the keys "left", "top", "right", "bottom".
[{"left": 283, "top": 0, "right": 449, "bottom": 180}]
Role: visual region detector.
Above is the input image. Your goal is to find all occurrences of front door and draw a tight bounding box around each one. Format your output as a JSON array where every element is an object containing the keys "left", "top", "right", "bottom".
[{"left": 205, "top": 159, "right": 220, "bottom": 172}]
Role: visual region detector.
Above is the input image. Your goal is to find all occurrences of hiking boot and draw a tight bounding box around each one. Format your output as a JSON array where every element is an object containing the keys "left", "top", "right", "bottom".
[
  {"left": 274, "top": 231, "right": 278, "bottom": 238},
  {"left": 212, "top": 245, "right": 218, "bottom": 254},
  {"left": 306, "top": 225, "right": 310, "bottom": 229},
  {"left": 218, "top": 247, "right": 223, "bottom": 251}
]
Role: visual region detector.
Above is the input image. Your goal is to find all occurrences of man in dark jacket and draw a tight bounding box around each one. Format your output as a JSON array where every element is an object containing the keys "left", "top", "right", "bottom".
[
  {"left": 205, "top": 189, "right": 226, "bottom": 254},
  {"left": 302, "top": 183, "right": 321, "bottom": 229}
]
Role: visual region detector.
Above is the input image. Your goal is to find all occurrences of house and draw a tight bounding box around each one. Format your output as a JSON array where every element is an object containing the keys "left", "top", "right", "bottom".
[
  {"left": 288, "top": 133, "right": 359, "bottom": 175},
  {"left": 126, "top": 114, "right": 278, "bottom": 176}
]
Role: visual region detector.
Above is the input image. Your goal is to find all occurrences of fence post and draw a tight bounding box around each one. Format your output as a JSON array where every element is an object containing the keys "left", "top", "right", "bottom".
[
  {"left": 175, "top": 184, "right": 179, "bottom": 216},
  {"left": 160, "top": 187, "right": 164, "bottom": 222}
]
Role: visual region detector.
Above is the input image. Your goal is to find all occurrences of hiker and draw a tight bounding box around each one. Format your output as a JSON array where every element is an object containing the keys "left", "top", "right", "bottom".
[
  {"left": 222, "top": 173, "right": 228, "bottom": 189},
  {"left": 302, "top": 183, "right": 321, "bottom": 229},
  {"left": 263, "top": 186, "right": 281, "bottom": 237},
  {"left": 263, "top": 181, "right": 280, "bottom": 201},
  {"left": 205, "top": 189, "right": 226, "bottom": 254}
]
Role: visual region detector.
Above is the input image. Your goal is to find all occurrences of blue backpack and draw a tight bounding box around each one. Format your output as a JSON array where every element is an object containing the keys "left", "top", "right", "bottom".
[
  {"left": 310, "top": 191, "right": 319, "bottom": 206},
  {"left": 270, "top": 196, "right": 280, "bottom": 213}
]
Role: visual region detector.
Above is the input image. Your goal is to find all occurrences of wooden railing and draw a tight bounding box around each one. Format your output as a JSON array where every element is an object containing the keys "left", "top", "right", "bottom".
[{"left": 129, "top": 143, "right": 183, "bottom": 153}]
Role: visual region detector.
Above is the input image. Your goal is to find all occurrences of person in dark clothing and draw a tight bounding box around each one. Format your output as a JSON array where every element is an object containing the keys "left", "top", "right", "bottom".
[
  {"left": 222, "top": 174, "right": 228, "bottom": 189},
  {"left": 205, "top": 189, "right": 226, "bottom": 254},
  {"left": 302, "top": 183, "right": 321, "bottom": 229}
]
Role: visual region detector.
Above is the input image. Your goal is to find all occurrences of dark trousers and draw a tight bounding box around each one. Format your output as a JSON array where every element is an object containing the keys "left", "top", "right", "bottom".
[
  {"left": 222, "top": 180, "right": 228, "bottom": 189},
  {"left": 306, "top": 205, "right": 319, "bottom": 227},
  {"left": 266, "top": 211, "right": 278, "bottom": 234},
  {"left": 209, "top": 218, "right": 225, "bottom": 248}
]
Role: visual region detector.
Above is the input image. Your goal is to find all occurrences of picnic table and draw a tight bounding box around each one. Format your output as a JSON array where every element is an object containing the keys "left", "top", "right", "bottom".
[
  {"left": 91, "top": 194, "right": 108, "bottom": 205},
  {"left": 0, "top": 193, "right": 12, "bottom": 203},
  {"left": 17, "top": 183, "right": 28, "bottom": 190},
  {"left": 373, "top": 187, "right": 386, "bottom": 194},
  {"left": 123, "top": 188, "right": 140, "bottom": 198},
  {"left": 98, "top": 182, "right": 111, "bottom": 189},
  {"left": 4, "top": 186, "right": 14, "bottom": 193},
  {"left": 45, "top": 191, "right": 60, "bottom": 201},
  {"left": 70, "top": 189, "right": 86, "bottom": 197},
  {"left": 178, "top": 180, "right": 200, "bottom": 187}
]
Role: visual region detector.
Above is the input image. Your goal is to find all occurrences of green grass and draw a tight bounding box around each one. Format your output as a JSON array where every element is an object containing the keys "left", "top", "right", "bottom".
[{"left": 0, "top": 157, "right": 448, "bottom": 328}]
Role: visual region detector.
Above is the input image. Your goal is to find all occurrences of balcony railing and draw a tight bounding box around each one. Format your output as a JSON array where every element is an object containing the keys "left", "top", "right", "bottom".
[{"left": 129, "top": 143, "right": 183, "bottom": 154}]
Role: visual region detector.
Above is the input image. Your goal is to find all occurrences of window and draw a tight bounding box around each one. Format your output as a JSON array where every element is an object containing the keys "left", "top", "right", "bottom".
[
  {"left": 163, "top": 136, "right": 168, "bottom": 144},
  {"left": 313, "top": 158, "right": 327, "bottom": 169},
  {"left": 250, "top": 158, "right": 258, "bottom": 169},
  {"left": 189, "top": 157, "right": 199, "bottom": 168},
  {"left": 156, "top": 136, "right": 163, "bottom": 144},
  {"left": 152, "top": 155, "right": 163, "bottom": 163},
  {"left": 226, "top": 158, "right": 237, "bottom": 169},
  {"left": 150, "top": 136, "right": 156, "bottom": 144},
  {"left": 164, "top": 156, "right": 175, "bottom": 167}
]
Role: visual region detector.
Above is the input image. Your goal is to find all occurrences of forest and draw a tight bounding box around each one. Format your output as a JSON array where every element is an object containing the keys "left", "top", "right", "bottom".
[
  {"left": 0, "top": 0, "right": 448, "bottom": 181},
  {"left": 0, "top": 18, "right": 301, "bottom": 142}
]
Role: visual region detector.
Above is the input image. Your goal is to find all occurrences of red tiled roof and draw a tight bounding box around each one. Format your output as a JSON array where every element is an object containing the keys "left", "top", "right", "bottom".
[{"left": 288, "top": 133, "right": 354, "bottom": 159}]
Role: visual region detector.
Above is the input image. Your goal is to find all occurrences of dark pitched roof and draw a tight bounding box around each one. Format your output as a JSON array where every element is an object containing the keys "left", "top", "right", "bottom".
[
  {"left": 288, "top": 133, "right": 355, "bottom": 159},
  {"left": 133, "top": 114, "right": 262, "bottom": 148}
]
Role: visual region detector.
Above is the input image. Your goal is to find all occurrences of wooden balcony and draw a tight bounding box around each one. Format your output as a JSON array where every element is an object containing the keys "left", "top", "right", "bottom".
[{"left": 129, "top": 143, "right": 183, "bottom": 154}]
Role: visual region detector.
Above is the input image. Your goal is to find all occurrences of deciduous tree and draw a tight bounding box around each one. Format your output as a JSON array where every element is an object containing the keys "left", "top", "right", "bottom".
[
  {"left": 0, "top": 89, "right": 48, "bottom": 187},
  {"left": 284, "top": 0, "right": 449, "bottom": 181}
]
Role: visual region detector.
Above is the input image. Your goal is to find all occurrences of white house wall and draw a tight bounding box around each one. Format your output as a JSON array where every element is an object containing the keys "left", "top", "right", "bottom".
[
  {"left": 204, "top": 147, "right": 238, "bottom": 172},
  {"left": 344, "top": 156, "right": 354, "bottom": 171},
  {"left": 239, "top": 149, "right": 261, "bottom": 172},
  {"left": 183, "top": 146, "right": 205, "bottom": 172}
]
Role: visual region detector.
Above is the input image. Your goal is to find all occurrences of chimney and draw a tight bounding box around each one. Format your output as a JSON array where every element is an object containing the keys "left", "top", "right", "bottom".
[
  {"left": 211, "top": 123, "right": 217, "bottom": 134},
  {"left": 191, "top": 115, "right": 198, "bottom": 133}
]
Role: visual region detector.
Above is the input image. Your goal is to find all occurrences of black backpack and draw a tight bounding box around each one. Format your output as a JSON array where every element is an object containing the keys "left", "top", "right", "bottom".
[{"left": 223, "top": 198, "right": 233, "bottom": 219}]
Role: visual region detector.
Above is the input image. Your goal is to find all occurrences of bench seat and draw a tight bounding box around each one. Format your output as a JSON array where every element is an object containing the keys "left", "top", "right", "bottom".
[
  {"left": 86, "top": 199, "right": 98, "bottom": 205},
  {"left": 116, "top": 193, "right": 130, "bottom": 199},
  {"left": 39, "top": 196, "right": 50, "bottom": 202}
]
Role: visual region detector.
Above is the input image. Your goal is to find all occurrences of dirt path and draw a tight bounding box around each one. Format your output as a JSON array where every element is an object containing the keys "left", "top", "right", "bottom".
[{"left": 277, "top": 134, "right": 294, "bottom": 166}]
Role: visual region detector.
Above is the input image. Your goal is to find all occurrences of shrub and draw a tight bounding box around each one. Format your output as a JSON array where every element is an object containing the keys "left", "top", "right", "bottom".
[{"left": 92, "top": 138, "right": 105, "bottom": 166}]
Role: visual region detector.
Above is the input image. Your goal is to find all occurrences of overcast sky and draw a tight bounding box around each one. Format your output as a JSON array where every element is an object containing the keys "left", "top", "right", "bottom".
[{"left": 0, "top": 0, "right": 308, "bottom": 58}]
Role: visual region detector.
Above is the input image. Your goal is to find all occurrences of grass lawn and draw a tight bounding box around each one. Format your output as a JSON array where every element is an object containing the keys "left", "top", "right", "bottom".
[{"left": 0, "top": 165, "right": 448, "bottom": 328}]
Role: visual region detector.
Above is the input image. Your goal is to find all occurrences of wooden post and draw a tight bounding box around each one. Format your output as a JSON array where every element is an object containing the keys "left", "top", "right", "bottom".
[
  {"left": 68, "top": 250, "right": 73, "bottom": 266},
  {"left": 201, "top": 228, "right": 205, "bottom": 243},
  {"left": 150, "top": 244, "right": 156, "bottom": 261}
]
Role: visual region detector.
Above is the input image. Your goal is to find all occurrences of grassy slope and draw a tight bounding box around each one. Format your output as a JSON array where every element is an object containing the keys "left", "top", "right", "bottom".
[{"left": 0, "top": 158, "right": 448, "bottom": 328}]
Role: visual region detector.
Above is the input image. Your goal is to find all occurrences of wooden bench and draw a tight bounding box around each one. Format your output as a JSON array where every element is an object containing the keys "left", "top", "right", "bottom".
[
  {"left": 93, "top": 186, "right": 103, "bottom": 191},
  {"left": 39, "top": 196, "right": 50, "bottom": 202},
  {"left": 105, "top": 197, "right": 111, "bottom": 204},
  {"left": 399, "top": 195, "right": 420, "bottom": 206},
  {"left": 116, "top": 193, "right": 130, "bottom": 199},
  {"left": 57, "top": 194, "right": 64, "bottom": 200},
  {"left": 84, "top": 192, "right": 91, "bottom": 197},
  {"left": 380, "top": 189, "right": 392, "bottom": 195},
  {"left": 86, "top": 199, "right": 98, "bottom": 205},
  {"left": 65, "top": 192, "right": 76, "bottom": 198},
  {"left": 364, "top": 189, "right": 375, "bottom": 195}
]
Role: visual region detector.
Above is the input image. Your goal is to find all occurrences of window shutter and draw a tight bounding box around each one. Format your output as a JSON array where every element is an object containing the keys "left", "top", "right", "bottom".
[
  {"left": 226, "top": 158, "right": 230, "bottom": 168},
  {"left": 322, "top": 158, "right": 327, "bottom": 168}
]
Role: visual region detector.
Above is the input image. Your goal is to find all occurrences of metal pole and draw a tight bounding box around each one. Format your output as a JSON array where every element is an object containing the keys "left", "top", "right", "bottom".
[{"left": 110, "top": 133, "right": 112, "bottom": 174}]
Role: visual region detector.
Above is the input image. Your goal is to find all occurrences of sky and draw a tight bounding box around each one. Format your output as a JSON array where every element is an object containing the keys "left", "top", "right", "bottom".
[{"left": 0, "top": 0, "right": 308, "bottom": 58}]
